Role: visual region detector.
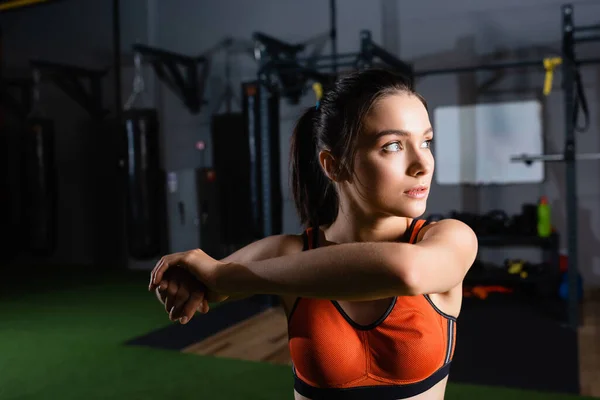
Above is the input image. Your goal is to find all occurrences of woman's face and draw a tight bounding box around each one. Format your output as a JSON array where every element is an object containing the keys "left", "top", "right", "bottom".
[{"left": 340, "top": 92, "right": 435, "bottom": 219}]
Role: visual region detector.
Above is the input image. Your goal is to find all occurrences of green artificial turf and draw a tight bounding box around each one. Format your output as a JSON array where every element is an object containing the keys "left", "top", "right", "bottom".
[{"left": 0, "top": 265, "right": 593, "bottom": 400}]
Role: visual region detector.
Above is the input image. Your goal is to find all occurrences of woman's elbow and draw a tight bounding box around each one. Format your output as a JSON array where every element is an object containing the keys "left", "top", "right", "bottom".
[
  {"left": 388, "top": 252, "right": 423, "bottom": 296},
  {"left": 397, "top": 266, "right": 423, "bottom": 296}
]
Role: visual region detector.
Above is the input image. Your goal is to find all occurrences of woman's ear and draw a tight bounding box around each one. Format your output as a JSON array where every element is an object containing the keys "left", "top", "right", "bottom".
[{"left": 318, "top": 150, "right": 341, "bottom": 182}]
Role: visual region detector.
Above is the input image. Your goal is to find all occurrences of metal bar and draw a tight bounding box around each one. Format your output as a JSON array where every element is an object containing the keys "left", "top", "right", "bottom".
[
  {"left": 415, "top": 57, "right": 600, "bottom": 77},
  {"left": 263, "top": 59, "right": 355, "bottom": 73},
  {"left": 574, "top": 23, "right": 600, "bottom": 33},
  {"left": 253, "top": 32, "right": 304, "bottom": 56},
  {"left": 315, "top": 61, "right": 356, "bottom": 69},
  {"left": 562, "top": 4, "right": 579, "bottom": 330},
  {"left": 258, "top": 75, "right": 272, "bottom": 238},
  {"left": 29, "top": 59, "right": 107, "bottom": 78},
  {"left": 579, "top": 57, "right": 600, "bottom": 65},
  {"left": 511, "top": 152, "right": 600, "bottom": 163},
  {"left": 113, "top": 0, "right": 122, "bottom": 121},
  {"left": 164, "top": 60, "right": 187, "bottom": 104},
  {"left": 243, "top": 83, "right": 261, "bottom": 237},
  {"left": 358, "top": 30, "right": 375, "bottom": 70},
  {"left": 3, "top": 78, "right": 33, "bottom": 117},
  {"left": 574, "top": 35, "right": 600, "bottom": 44},
  {"left": 416, "top": 59, "right": 544, "bottom": 77},
  {"left": 330, "top": 0, "right": 337, "bottom": 74},
  {"left": 296, "top": 52, "right": 357, "bottom": 63},
  {"left": 132, "top": 43, "right": 199, "bottom": 65},
  {"left": 269, "top": 58, "right": 354, "bottom": 73},
  {"left": 185, "top": 63, "right": 201, "bottom": 113},
  {"left": 52, "top": 75, "right": 92, "bottom": 113},
  {"left": 370, "top": 40, "right": 413, "bottom": 78}
]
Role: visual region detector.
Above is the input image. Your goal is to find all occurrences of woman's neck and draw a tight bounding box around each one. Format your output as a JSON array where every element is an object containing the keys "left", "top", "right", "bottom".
[{"left": 323, "top": 211, "right": 412, "bottom": 244}]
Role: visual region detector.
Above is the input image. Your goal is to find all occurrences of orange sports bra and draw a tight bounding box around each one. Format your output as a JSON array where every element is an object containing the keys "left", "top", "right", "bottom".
[{"left": 287, "top": 219, "right": 457, "bottom": 399}]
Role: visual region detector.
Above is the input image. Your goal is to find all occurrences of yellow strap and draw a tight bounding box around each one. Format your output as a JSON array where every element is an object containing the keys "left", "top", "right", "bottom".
[
  {"left": 543, "top": 57, "right": 562, "bottom": 96},
  {"left": 312, "top": 82, "right": 323, "bottom": 108}
]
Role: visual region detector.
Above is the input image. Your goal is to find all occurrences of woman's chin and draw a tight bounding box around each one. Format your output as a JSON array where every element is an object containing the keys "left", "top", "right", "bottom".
[{"left": 397, "top": 201, "right": 428, "bottom": 219}]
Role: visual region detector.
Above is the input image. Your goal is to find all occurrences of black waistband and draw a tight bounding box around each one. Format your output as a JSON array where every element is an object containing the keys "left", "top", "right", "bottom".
[{"left": 294, "top": 362, "right": 451, "bottom": 400}]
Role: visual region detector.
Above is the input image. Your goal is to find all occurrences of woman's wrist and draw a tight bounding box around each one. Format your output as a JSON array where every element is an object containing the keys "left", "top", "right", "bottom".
[{"left": 213, "top": 261, "right": 251, "bottom": 297}]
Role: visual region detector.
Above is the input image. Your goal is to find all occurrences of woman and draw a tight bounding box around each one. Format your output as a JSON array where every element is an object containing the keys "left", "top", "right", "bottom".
[{"left": 149, "top": 68, "right": 478, "bottom": 399}]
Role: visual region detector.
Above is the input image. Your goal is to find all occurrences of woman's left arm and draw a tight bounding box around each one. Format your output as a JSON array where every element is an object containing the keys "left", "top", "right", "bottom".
[{"left": 406, "top": 219, "right": 478, "bottom": 294}]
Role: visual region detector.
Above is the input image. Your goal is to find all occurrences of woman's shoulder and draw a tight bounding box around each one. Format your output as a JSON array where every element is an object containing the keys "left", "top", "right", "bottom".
[
  {"left": 256, "top": 233, "right": 307, "bottom": 258},
  {"left": 416, "top": 218, "right": 476, "bottom": 244},
  {"left": 275, "top": 233, "right": 306, "bottom": 256}
]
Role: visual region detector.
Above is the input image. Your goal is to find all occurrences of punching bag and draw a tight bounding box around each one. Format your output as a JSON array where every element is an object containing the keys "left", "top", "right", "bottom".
[
  {"left": 22, "top": 117, "right": 57, "bottom": 256},
  {"left": 123, "top": 108, "right": 165, "bottom": 260},
  {"left": 0, "top": 116, "right": 23, "bottom": 261},
  {"left": 0, "top": 113, "right": 20, "bottom": 260}
]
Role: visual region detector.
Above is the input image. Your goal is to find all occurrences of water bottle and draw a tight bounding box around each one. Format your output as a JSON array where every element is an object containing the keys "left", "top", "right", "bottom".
[{"left": 537, "top": 196, "right": 551, "bottom": 238}]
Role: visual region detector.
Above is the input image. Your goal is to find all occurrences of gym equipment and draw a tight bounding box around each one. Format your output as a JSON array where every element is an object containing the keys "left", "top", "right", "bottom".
[
  {"left": 28, "top": 60, "right": 109, "bottom": 120},
  {"left": 120, "top": 43, "right": 225, "bottom": 259},
  {"left": 0, "top": 78, "right": 33, "bottom": 260},
  {"left": 122, "top": 108, "right": 167, "bottom": 260},
  {"left": 410, "top": 5, "right": 599, "bottom": 329},
  {"left": 254, "top": 28, "right": 413, "bottom": 105},
  {"left": 21, "top": 117, "right": 57, "bottom": 255},
  {"left": 129, "top": 44, "right": 209, "bottom": 115},
  {"left": 241, "top": 81, "right": 282, "bottom": 238},
  {"left": 510, "top": 5, "right": 600, "bottom": 329},
  {"left": 211, "top": 113, "right": 255, "bottom": 245},
  {"left": 17, "top": 61, "right": 110, "bottom": 257}
]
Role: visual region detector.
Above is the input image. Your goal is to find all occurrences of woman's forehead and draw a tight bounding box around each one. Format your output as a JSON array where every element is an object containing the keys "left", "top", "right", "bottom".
[{"left": 364, "top": 94, "right": 431, "bottom": 136}]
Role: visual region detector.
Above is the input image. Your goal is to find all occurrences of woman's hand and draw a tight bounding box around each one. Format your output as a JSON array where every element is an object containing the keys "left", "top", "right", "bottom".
[
  {"left": 154, "top": 267, "right": 210, "bottom": 324},
  {"left": 149, "top": 249, "right": 229, "bottom": 324}
]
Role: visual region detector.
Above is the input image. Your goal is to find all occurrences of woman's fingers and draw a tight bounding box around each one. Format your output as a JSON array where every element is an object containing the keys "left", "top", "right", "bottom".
[
  {"left": 149, "top": 253, "right": 181, "bottom": 291},
  {"left": 170, "top": 285, "right": 192, "bottom": 321},
  {"left": 150, "top": 250, "right": 207, "bottom": 291},
  {"left": 164, "top": 280, "right": 179, "bottom": 315},
  {"left": 149, "top": 257, "right": 165, "bottom": 291},
  {"left": 180, "top": 291, "right": 205, "bottom": 324}
]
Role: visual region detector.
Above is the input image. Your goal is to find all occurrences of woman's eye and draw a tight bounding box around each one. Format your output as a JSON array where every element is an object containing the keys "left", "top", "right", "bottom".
[
  {"left": 421, "top": 139, "right": 433, "bottom": 149},
  {"left": 384, "top": 142, "right": 401, "bottom": 152}
]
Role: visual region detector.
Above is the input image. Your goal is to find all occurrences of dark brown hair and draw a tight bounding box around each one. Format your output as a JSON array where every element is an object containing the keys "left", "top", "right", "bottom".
[{"left": 289, "top": 68, "right": 426, "bottom": 229}]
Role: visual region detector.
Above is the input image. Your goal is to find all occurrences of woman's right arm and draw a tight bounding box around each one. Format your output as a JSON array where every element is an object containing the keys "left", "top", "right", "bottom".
[
  {"left": 155, "top": 234, "right": 304, "bottom": 315},
  {"left": 221, "top": 234, "right": 304, "bottom": 264},
  {"left": 218, "top": 235, "right": 304, "bottom": 301}
]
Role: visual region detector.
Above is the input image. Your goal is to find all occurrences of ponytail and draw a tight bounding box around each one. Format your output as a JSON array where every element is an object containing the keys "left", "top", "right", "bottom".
[{"left": 290, "top": 107, "right": 338, "bottom": 229}]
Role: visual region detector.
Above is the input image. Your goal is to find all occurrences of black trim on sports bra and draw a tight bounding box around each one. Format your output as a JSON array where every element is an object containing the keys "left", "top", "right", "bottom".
[
  {"left": 288, "top": 229, "right": 312, "bottom": 322},
  {"left": 302, "top": 230, "right": 310, "bottom": 251},
  {"left": 330, "top": 297, "right": 398, "bottom": 331},
  {"left": 294, "top": 362, "right": 452, "bottom": 400},
  {"left": 423, "top": 294, "right": 457, "bottom": 322},
  {"left": 312, "top": 223, "right": 320, "bottom": 249},
  {"left": 287, "top": 297, "right": 302, "bottom": 324},
  {"left": 402, "top": 218, "right": 420, "bottom": 243}
]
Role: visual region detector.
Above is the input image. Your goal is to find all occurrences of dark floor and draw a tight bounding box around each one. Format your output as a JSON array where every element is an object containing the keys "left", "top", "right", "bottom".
[{"left": 449, "top": 294, "right": 579, "bottom": 394}]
